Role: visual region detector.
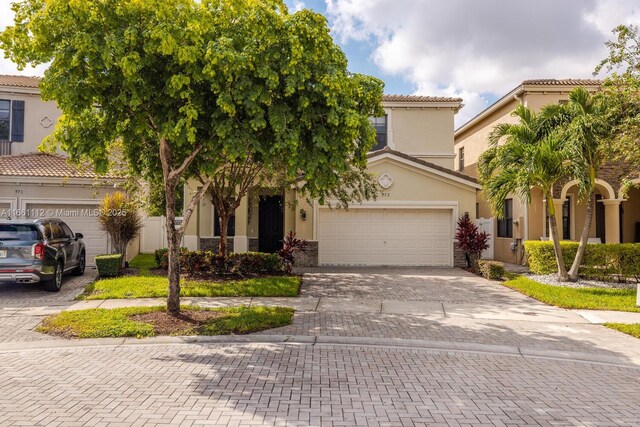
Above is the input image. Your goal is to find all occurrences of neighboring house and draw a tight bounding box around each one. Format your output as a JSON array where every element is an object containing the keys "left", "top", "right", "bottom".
[
  {"left": 183, "top": 95, "right": 481, "bottom": 267},
  {"left": 0, "top": 75, "right": 123, "bottom": 265},
  {"left": 454, "top": 79, "right": 640, "bottom": 265}
]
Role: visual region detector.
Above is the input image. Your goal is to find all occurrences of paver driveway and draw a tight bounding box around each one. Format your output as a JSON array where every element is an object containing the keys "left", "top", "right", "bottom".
[{"left": 2, "top": 266, "right": 640, "bottom": 426}]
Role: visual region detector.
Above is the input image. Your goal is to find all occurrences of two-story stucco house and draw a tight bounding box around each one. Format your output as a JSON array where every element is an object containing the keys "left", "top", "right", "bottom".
[
  {"left": 0, "top": 75, "right": 122, "bottom": 264},
  {"left": 183, "top": 95, "right": 481, "bottom": 267},
  {"left": 454, "top": 79, "right": 640, "bottom": 265}
]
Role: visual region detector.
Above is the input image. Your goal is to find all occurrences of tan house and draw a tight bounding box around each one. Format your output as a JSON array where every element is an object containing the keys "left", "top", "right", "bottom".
[
  {"left": 0, "top": 75, "right": 123, "bottom": 264},
  {"left": 183, "top": 95, "right": 481, "bottom": 267},
  {"left": 454, "top": 79, "right": 640, "bottom": 264}
]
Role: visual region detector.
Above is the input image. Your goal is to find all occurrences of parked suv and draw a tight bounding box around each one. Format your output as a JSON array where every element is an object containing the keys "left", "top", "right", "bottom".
[{"left": 0, "top": 219, "right": 86, "bottom": 292}]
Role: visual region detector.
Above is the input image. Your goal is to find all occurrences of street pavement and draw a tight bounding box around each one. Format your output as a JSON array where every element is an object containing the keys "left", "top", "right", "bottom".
[{"left": 1, "top": 267, "right": 640, "bottom": 425}]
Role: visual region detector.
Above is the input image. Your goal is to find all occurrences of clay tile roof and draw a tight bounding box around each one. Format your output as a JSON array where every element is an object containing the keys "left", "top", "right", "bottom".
[
  {"left": 382, "top": 94, "right": 463, "bottom": 103},
  {"left": 0, "top": 153, "right": 118, "bottom": 179},
  {"left": 0, "top": 74, "right": 41, "bottom": 89},
  {"left": 522, "top": 79, "right": 601, "bottom": 86}
]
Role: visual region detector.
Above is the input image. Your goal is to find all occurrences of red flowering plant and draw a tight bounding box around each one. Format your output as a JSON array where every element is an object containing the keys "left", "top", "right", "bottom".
[
  {"left": 278, "top": 231, "right": 308, "bottom": 274},
  {"left": 455, "top": 216, "right": 489, "bottom": 268}
]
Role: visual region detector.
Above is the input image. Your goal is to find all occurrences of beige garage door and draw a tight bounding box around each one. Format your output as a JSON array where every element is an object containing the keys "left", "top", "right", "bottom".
[
  {"left": 318, "top": 208, "right": 453, "bottom": 266},
  {"left": 26, "top": 203, "right": 108, "bottom": 266}
]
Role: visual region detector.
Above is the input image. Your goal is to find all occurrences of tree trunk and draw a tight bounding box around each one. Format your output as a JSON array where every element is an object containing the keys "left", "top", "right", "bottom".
[
  {"left": 568, "top": 191, "right": 595, "bottom": 281},
  {"left": 547, "top": 196, "right": 569, "bottom": 281},
  {"left": 165, "top": 184, "right": 181, "bottom": 314},
  {"left": 218, "top": 213, "right": 229, "bottom": 255}
]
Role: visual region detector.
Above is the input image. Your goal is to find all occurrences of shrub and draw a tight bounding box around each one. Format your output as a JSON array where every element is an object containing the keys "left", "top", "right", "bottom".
[
  {"left": 167, "top": 250, "right": 285, "bottom": 277},
  {"left": 154, "top": 247, "right": 188, "bottom": 269},
  {"left": 154, "top": 248, "right": 168, "bottom": 268},
  {"left": 524, "top": 241, "right": 578, "bottom": 274},
  {"left": 524, "top": 241, "right": 640, "bottom": 281},
  {"left": 477, "top": 260, "right": 505, "bottom": 280},
  {"left": 455, "top": 216, "right": 489, "bottom": 267},
  {"left": 278, "top": 231, "right": 308, "bottom": 273},
  {"left": 95, "top": 254, "right": 123, "bottom": 278},
  {"left": 97, "top": 192, "right": 142, "bottom": 268},
  {"left": 230, "top": 252, "right": 285, "bottom": 275}
]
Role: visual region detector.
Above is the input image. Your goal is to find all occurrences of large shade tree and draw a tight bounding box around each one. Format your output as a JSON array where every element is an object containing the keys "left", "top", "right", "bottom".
[
  {"left": 479, "top": 105, "right": 574, "bottom": 281},
  {"left": 1, "top": 0, "right": 382, "bottom": 312},
  {"left": 595, "top": 24, "right": 640, "bottom": 177}
]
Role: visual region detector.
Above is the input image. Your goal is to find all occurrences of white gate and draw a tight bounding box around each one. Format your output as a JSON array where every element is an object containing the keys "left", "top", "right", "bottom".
[
  {"left": 140, "top": 216, "right": 185, "bottom": 253},
  {"left": 476, "top": 218, "right": 494, "bottom": 260}
]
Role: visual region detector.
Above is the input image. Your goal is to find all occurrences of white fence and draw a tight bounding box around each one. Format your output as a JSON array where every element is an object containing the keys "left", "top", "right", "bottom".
[
  {"left": 475, "top": 218, "right": 494, "bottom": 260},
  {"left": 139, "top": 216, "right": 184, "bottom": 253}
]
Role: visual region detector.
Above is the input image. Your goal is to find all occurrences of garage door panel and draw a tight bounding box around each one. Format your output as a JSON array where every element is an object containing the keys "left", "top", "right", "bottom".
[{"left": 318, "top": 208, "right": 452, "bottom": 266}]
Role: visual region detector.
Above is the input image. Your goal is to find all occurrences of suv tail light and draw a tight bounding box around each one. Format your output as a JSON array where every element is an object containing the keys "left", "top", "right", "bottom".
[{"left": 33, "top": 243, "right": 45, "bottom": 260}]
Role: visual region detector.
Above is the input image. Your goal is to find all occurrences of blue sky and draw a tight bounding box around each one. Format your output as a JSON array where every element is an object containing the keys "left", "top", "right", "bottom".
[{"left": 2, "top": 0, "right": 640, "bottom": 126}]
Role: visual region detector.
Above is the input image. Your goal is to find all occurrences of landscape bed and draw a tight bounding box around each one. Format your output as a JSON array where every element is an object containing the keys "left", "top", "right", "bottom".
[{"left": 37, "top": 306, "right": 295, "bottom": 338}]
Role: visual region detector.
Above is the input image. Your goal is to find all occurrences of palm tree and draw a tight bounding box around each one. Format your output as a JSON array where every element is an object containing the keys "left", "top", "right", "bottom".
[
  {"left": 539, "top": 88, "right": 609, "bottom": 281},
  {"left": 479, "top": 105, "right": 572, "bottom": 281}
]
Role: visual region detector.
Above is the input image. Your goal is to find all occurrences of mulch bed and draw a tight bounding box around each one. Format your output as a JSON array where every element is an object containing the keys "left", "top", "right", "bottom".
[{"left": 130, "top": 310, "right": 224, "bottom": 335}]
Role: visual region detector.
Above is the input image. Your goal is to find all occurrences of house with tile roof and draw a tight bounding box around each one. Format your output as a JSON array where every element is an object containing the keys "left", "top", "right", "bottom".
[
  {"left": 454, "top": 79, "right": 640, "bottom": 264},
  {"left": 0, "top": 75, "right": 128, "bottom": 265},
  {"left": 182, "top": 95, "right": 481, "bottom": 267}
]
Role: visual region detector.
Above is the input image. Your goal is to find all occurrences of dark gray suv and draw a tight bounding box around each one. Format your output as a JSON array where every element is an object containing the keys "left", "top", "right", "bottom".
[{"left": 0, "top": 219, "right": 86, "bottom": 292}]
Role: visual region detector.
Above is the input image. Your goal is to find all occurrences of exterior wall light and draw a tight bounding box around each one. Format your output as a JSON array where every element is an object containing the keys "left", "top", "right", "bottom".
[{"left": 300, "top": 209, "right": 307, "bottom": 221}]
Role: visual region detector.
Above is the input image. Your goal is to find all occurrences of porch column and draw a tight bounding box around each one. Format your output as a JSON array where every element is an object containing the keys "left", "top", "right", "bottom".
[
  {"left": 234, "top": 195, "right": 249, "bottom": 252},
  {"left": 601, "top": 199, "right": 624, "bottom": 244},
  {"left": 549, "top": 199, "right": 565, "bottom": 241}
]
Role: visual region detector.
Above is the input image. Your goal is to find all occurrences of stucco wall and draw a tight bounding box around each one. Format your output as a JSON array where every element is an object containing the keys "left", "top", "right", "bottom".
[
  {"left": 622, "top": 188, "right": 640, "bottom": 243},
  {"left": 303, "top": 158, "right": 478, "bottom": 234},
  {"left": 390, "top": 108, "right": 456, "bottom": 169},
  {"left": 454, "top": 100, "right": 517, "bottom": 175},
  {"left": 0, "top": 89, "right": 61, "bottom": 154}
]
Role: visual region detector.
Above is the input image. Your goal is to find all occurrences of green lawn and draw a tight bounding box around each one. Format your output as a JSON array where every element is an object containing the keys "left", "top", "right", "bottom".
[
  {"left": 502, "top": 276, "right": 640, "bottom": 312},
  {"left": 128, "top": 254, "right": 156, "bottom": 276},
  {"left": 83, "top": 275, "right": 301, "bottom": 299},
  {"left": 37, "top": 306, "right": 294, "bottom": 338},
  {"left": 604, "top": 323, "right": 640, "bottom": 339}
]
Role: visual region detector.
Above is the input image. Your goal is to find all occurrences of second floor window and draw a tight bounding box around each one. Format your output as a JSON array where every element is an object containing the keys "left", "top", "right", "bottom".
[
  {"left": 0, "top": 99, "right": 25, "bottom": 142},
  {"left": 0, "top": 100, "right": 9, "bottom": 140},
  {"left": 370, "top": 115, "right": 387, "bottom": 151},
  {"left": 497, "top": 199, "right": 513, "bottom": 238},
  {"left": 458, "top": 147, "right": 465, "bottom": 171}
]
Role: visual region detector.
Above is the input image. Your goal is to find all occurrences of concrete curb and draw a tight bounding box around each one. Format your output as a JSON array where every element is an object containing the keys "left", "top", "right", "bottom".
[{"left": 2, "top": 334, "right": 639, "bottom": 369}]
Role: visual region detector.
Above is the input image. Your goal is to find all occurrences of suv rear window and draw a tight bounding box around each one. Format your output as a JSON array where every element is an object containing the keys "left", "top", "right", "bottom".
[{"left": 0, "top": 224, "right": 41, "bottom": 241}]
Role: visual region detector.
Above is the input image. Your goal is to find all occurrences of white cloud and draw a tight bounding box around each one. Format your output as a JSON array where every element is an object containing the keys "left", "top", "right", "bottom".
[
  {"left": 0, "top": 5, "right": 45, "bottom": 77},
  {"left": 326, "top": 0, "right": 640, "bottom": 126}
]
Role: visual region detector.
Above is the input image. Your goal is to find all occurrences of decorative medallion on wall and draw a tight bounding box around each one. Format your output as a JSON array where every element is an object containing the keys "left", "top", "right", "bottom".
[
  {"left": 40, "top": 116, "right": 53, "bottom": 128},
  {"left": 378, "top": 173, "right": 394, "bottom": 189}
]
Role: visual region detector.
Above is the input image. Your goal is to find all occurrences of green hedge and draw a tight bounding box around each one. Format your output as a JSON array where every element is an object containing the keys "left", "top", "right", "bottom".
[
  {"left": 95, "top": 254, "right": 123, "bottom": 278},
  {"left": 524, "top": 241, "right": 640, "bottom": 281},
  {"left": 154, "top": 248, "right": 285, "bottom": 277},
  {"left": 477, "top": 260, "right": 505, "bottom": 280}
]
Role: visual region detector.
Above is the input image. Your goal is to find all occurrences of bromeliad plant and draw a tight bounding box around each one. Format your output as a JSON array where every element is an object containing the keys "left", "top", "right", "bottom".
[
  {"left": 279, "top": 231, "right": 308, "bottom": 274},
  {"left": 455, "top": 215, "right": 489, "bottom": 267}
]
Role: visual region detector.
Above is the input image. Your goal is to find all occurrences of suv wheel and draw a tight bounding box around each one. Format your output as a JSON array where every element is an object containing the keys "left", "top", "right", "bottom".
[
  {"left": 44, "top": 261, "right": 63, "bottom": 292},
  {"left": 73, "top": 251, "right": 86, "bottom": 276}
]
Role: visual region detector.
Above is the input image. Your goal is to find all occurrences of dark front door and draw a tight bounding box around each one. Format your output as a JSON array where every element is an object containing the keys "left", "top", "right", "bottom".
[
  {"left": 258, "top": 195, "right": 284, "bottom": 253},
  {"left": 595, "top": 194, "right": 606, "bottom": 243}
]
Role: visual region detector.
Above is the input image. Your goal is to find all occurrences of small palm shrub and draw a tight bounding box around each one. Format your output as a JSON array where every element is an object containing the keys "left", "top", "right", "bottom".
[{"left": 98, "top": 192, "right": 142, "bottom": 268}]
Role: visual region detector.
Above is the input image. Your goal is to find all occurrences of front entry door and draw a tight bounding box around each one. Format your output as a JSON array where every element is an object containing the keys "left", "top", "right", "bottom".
[{"left": 258, "top": 195, "right": 284, "bottom": 253}]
